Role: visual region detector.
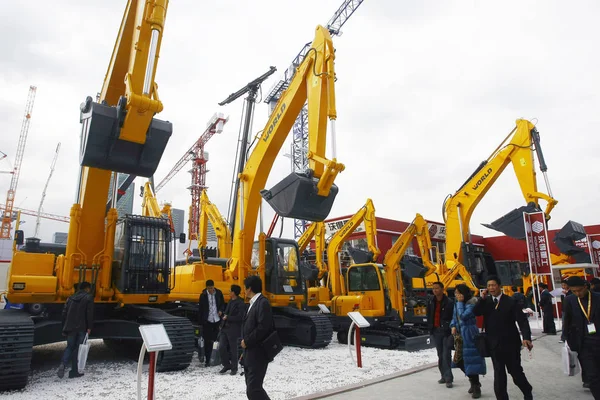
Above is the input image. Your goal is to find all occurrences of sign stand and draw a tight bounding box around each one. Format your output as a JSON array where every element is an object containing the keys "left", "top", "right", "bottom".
[
  {"left": 347, "top": 312, "right": 370, "bottom": 368},
  {"left": 137, "top": 324, "right": 172, "bottom": 400}
]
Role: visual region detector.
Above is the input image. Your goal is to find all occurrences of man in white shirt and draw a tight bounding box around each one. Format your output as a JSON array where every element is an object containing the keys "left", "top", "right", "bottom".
[{"left": 199, "top": 280, "right": 224, "bottom": 367}]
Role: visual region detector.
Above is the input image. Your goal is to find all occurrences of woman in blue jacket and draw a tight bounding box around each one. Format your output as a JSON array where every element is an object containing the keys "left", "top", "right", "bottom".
[{"left": 451, "top": 283, "right": 487, "bottom": 398}]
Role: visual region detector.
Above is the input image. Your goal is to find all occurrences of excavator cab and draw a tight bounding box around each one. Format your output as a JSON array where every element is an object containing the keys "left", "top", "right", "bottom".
[
  {"left": 346, "top": 263, "right": 392, "bottom": 317},
  {"left": 112, "top": 215, "right": 172, "bottom": 294},
  {"left": 79, "top": 96, "right": 172, "bottom": 177},
  {"left": 259, "top": 238, "right": 305, "bottom": 296},
  {"left": 260, "top": 172, "right": 338, "bottom": 222},
  {"left": 482, "top": 202, "right": 541, "bottom": 240}
]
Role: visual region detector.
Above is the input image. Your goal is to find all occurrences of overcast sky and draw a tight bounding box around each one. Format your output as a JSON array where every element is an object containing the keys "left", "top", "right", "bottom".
[{"left": 1, "top": 0, "right": 598, "bottom": 245}]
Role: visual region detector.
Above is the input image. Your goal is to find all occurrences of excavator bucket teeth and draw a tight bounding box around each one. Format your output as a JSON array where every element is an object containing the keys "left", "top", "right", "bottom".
[
  {"left": 260, "top": 172, "right": 338, "bottom": 222},
  {"left": 482, "top": 203, "right": 541, "bottom": 239},
  {"left": 554, "top": 221, "right": 591, "bottom": 263},
  {"left": 79, "top": 100, "right": 172, "bottom": 177}
]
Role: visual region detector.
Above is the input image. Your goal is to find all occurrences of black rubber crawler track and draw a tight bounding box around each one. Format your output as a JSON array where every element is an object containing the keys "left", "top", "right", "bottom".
[
  {"left": 137, "top": 307, "right": 195, "bottom": 372},
  {"left": 0, "top": 309, "right": 34, "bottom": 391},
  {"left": 274, "top": 308, "right": 333, "bottom": 349}
]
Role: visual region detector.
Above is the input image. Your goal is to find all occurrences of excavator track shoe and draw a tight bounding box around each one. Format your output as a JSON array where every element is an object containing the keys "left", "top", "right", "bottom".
[
  {"left": 273, "top": 308, "right": 333, "bottom": 348},
  {"left": 0, "top": 310, "right": 34, "bottom": 391},
  {"left": 79, "top": 99, "right": 172, "bottom": 177},
  {"left": 482, "top": 202, "right": 541, "bottom": 239},
  {"left": 260, "top": 172, "right": 338, "bottom": 222}
]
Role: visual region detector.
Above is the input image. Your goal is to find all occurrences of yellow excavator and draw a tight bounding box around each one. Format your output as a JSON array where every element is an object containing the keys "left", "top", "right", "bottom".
[
  {"left": 300, "top": 200, "right": 433, "bottom": 350},
  {"left": 1, "top": 0, "right": 197, "bottom": 391},
  {"left": 427, "top": 119, "right": 578, "bottom": 295},
  {"left": 164, "top": 25, "right": 344, "bottom": 349}
]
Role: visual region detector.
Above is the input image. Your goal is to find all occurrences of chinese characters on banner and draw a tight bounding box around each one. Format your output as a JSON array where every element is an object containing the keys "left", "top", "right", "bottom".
[
  {"left": 523, "top": 211, "right": 552, "bottom": 274},
  {"left": 324, "top": 219, "right": 365, "bottom": 237},
  {"left": 588, "top": 234, "right": 600, "bottom": 266}
]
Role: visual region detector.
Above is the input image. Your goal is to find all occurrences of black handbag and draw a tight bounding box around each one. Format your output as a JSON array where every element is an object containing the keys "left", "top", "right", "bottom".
[
  {"left": 260, "top": 329, "right": 283, "bottom": 362},
  {"left": 475, "top": 326, "right": 490, "bottom": 358}
]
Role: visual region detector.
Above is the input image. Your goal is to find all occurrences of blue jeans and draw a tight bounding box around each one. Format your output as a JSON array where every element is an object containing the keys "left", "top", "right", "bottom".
[{"left": 61, "top": 332, "right": 86, "bottom": 372}]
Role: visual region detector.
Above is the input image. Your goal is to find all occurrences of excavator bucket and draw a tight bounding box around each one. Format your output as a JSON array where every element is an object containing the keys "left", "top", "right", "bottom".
[
  {"left": 554, "top": 220, "right": 591, "bottom": 263},
  {"left": 402, "top": 256, "right": 427, "bottom": 279},
  {"left": 260, "top": 172, "right": 338, "bottom": 222},
  {"left": 482, "top": 202, "right": 541, "bottom": 239},
  {"left": 79, "top": 98, "right": 172, "bottom": 177}
]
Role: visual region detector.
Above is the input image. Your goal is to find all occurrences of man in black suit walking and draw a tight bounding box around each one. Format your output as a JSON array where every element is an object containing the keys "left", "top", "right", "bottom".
[
  {"left": 199, "top": 280, "right": 225, "bottom": 367},
  {"left": 563, "top": 276, "right": 600, "bottom": 398},
  {"left": 219, "top": 284, "right": 245, "bottom": 375},
  {"left": 474, "top": 275, "right": 533, "bottom": 400},
  {"left": 539, "top": 283, "right": 557, "bottom": 334},
  {"left": 241, "top": 275, "right": 273, "bottom": 400}
]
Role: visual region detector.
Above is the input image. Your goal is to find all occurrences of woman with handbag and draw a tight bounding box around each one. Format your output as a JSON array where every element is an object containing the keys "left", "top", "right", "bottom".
[{"left": 451, "top": 284, "right": 487, "bottom": 398}]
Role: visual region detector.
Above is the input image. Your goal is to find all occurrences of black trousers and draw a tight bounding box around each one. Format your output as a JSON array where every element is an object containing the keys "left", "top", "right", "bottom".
[
  {"left": 219, "top": 329, "right": 241, "bottom": 371},
  {"left": 490, "top": 346, "right": 532, "bottom": 400},
  {"left": 202, "top": 321, "right": 220, "bottom": 366},
  {"left": 432, "top": 329, "right": 453, "bottom": 382},
  {"left": 244, "top": 348, "right": 270, "bottom": 400},
  {"left": 542, "top": 308, "right": 556, "bottom": 334},
  {"left": 578, "top": 337, "right": 600, "bottom": 399}
]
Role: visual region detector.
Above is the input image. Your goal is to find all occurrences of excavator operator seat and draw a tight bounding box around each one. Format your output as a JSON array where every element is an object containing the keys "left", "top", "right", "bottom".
[
  {"left": 79, "top": 97, "right": 172, "bottom": 177},
  {"left": 482, "top": 202, "right": 541, "bottom": 239},
  {"left": 260, "top": 172, "right": 338, "bottom": 222}
]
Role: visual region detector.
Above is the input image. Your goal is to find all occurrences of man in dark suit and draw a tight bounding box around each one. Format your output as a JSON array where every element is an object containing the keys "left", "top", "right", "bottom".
[
  {"left": 199, "top": 280, "right": 225, "bottom": 367},
  {"left": 474, "top": 275, "right": 533, "bottom": 400},
  {"left": 241, "top": 275, "right": 273, "bottom": 400},
  {"left": 563, "top": 276, "right": 600, "bottom": 398},
  {"left": 539, "top": 283, "right": 557, "bottom": 334},
  {"left": 426, "top": 281, "right": 454, "bottom": 387},
  {"left": 219, "top": 284, "right": 245, "bottom": 375},
  {"left": 560, "top": 279, "right": 573, "bottom": 343}
]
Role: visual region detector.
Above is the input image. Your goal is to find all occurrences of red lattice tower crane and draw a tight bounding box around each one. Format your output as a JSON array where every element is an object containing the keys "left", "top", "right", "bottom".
[
  {"left": 155, "top": 113, "right": 228, "bottom": 240},
  {"left": 1, "top": 85, "right": 37, "bottom": 239}
]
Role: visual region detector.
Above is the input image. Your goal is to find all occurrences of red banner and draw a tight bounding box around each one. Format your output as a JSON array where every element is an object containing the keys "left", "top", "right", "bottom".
[
  {"left": 523, "top": 211, "right": 552, "bottom": 274},
  {"left": 588, "top": 234, "right": 600, "bottom": 266}
]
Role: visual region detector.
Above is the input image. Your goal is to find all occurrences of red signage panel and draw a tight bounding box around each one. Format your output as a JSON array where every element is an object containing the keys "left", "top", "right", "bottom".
[{"left": 523, "top": 211, "right": 552, "bottom": 274}]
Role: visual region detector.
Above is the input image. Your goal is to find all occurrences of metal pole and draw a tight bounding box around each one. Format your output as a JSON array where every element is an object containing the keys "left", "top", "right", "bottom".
[
  {"left": 355, "top": 326, "right": 362, "bottom": 368},
  {"left": 148, "top": 351, "right": 156, "bottom": 400}
]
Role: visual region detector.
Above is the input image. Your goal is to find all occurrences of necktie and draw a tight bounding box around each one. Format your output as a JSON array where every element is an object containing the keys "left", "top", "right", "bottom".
[{"left": 493, "top": 297, "right": 499, "bottom": 305}]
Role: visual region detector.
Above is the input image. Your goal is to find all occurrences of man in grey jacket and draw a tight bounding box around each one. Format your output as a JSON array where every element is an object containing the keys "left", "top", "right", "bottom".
[
  {"left": 219, "top": 284, "right": 245, "bottom": 375},
  {"left": 57, "top": 281, "right": 94, "bottom": 379}
]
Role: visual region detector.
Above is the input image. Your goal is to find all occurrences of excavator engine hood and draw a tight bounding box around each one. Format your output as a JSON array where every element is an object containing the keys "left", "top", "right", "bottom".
[
  {"left": 79, "top": 98, "right": 172, "bottom": 177},
  {"left": 482, "top": 202, "right": 541, "bottom": 239},
  {"left": 554, "top": 220, "right": 591, "bottom": 263},
  {"left": 260, "top": 172, "right": 338, "bottom": 222}
]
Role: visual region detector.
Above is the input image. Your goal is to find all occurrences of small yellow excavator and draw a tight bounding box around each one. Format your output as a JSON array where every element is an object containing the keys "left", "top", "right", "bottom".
[{"left": 300, "top": 200, "right": 433, "bottom": 350}]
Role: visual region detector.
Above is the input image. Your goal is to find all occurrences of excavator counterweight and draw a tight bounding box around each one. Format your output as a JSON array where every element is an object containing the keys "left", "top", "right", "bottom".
[
  {"left": 483, "top": 202, "right": 541, "bottom": 240},
  {"left": 261, "top": 172, "right": 339, "bottom": 222},
  {"left": 79, "top": 98, "right": 172, "bottom": 177}
]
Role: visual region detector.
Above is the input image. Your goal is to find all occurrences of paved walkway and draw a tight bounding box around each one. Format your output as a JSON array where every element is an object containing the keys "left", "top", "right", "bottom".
[{"left": 296, "top": 328, "right": 592, "bottom": 400}]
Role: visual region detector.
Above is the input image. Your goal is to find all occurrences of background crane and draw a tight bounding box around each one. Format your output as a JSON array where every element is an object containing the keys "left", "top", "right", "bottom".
[
  {"left": 154, "top": 113, "right": 228, "bottom": 241},
  {"left": 1, "top": 85, "right": 37, "bottom": 239},
  {"left": 0, "top": 151, "right": 11, "bottom": 174},
  {"left": 0, "top": 205, "right": 69, "bottom": 224},
  {"left": 34, "top": 143, "right": 61, "bottom": 238},
  {"left": 264, "top": 0, "right": 365, "bottom": 239}
]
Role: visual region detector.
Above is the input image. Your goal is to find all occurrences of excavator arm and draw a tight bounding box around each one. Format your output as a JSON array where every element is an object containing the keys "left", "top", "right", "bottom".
[
  {"left": 141, "top": 181, "right": 174, "bottom": 231},
  {"left": 198, "top": 190, "right": 232, "bottom": 259},
  {"left": 441, "top": 119, "right": 558, "bottom": 292},
  {"left": 327, "top": 199, "right": 378, "bottom": 296},
  {"left": 60, "top": 0, "right": 172, "bottom": 300},
  {"left": 226, "top": 25, "right": 344, "bottom": 282},
  {"left": 298, "top": 221, "right": 326, "bottom": 278}
]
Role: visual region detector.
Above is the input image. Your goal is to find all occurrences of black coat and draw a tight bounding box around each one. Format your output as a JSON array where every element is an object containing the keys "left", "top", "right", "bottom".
[
  {"left": 426, "top": 294, "right": 454, "bottom": 335},
  {"left": 222, "top": 297, "right": 245, "bottom": 336},
  {"left": 62, "top": 290, "right": 94, "bottom": 334},
  {"left": 511, "top": 292, "right": 527, "bottom": 309},
  {"left": 539, "top": 290, "right": 554, "bottom": 313},
  {"left": 198, "top": 288, "right": 225, "bottom": 325},
  {"left": 563, "top": 290, "right": 600, "bottom": 352},
  {"left": 242, "top": 294, "right": 273, "bottom": 351},
  {"left": 473, "top": 294, "right": 531, "bottom": 350}
]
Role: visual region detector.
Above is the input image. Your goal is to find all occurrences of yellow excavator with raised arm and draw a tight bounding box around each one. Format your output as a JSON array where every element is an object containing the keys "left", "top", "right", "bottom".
[
  {"left": 165, "top": 25, "right": 344, "bottom": 349},
  {"left": 436, "top": 119, "right": 560, "bottom": 293},
  {"left": 1, "top": 0, "right": 196, "bottom": 391}
]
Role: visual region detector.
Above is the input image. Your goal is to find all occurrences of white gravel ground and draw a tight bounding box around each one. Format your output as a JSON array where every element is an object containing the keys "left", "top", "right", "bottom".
[{"left": 0, "top": 337, "right": 437, "bottom": 400}]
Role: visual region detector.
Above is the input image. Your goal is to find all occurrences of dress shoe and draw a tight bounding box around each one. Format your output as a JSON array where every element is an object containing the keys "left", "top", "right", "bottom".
[
  {"left": 219, "top": 367, "right": 231, "bottom": 374},
  {"left": 446, "top": 382, "right": 453, "bottom": 388},
  {"left": 438, "top": 378, "right": 446, "bottom": 384},
  {"left": 230, "top": 369, "right": 238, "bottom": 376},
  {"left": 57, "top": 365, "right": 65, "bottom": 379},
  {"left": 69, "top": 372, "right": 84, "bottom": 379}
]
